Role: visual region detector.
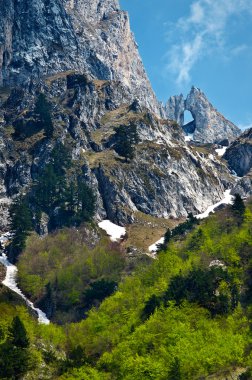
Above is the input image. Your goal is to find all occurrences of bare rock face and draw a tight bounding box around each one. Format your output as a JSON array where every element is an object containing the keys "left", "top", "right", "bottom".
[
  {"left": 0, "top": 0, "right": 160, "bottom": 115},
  {"left": 164, "top": 95, "right": 184, "bottom": 126},
  {"left": 165, "top": 87, "right": 241, "bottom": 143},
  {"left": 224, "top": 128, "right": 252, "bottom": 177}
]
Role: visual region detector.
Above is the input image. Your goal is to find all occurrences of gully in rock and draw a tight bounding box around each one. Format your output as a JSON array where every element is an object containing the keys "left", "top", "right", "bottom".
[{"left": 0, "top": 233, "right": 50, "bottom": 325}]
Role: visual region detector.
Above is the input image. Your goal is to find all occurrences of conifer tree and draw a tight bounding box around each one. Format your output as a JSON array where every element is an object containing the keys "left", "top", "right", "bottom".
[
  {"left": 232, "top": 193, "right": 245, "bottom": 225},
  {"left": 114, "top": 123, "right": 139, "bottom": 161},
  {"left": 9, "top": 197, "right": 33, "bottom": 260},
  {"left": 8, "top": 316, "right": 29, "bottom": 348}
]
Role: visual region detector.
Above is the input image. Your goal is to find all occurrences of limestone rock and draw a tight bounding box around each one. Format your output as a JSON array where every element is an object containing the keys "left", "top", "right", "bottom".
[
  {"left": 224, "top": 128, "right": 252, "bottom": 177},
  {"left": 0, "top": 0, "right": 161, "bottom": 115},
  {"left": 165, "top": 87, "right": 241, "bottom": 143}
]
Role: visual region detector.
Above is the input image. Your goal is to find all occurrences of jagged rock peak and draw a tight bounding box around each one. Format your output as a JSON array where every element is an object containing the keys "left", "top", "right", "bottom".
[
  {"left": 164, "top": 94, "right": 184, "bottom": 126},
  {"left": 0, "top": 0, "right": 161, "bottom": 115},
  {"left": 165, "top": 86, "right": 241, "bottom": 143}
]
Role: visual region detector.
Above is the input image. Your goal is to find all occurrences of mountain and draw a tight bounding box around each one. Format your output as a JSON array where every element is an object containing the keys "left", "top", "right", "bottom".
[
  {"left": 0, "top": 0, "right": 160, "bottom": 115},
  {"left": 0, "top": 0, "right": 239, "bottom": 233},
  {"left": 165, "top": 87, "right": 241, "bottom": 143}
]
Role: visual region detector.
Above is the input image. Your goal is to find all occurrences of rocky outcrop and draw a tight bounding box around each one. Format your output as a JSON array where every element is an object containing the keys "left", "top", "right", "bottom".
[
  {"left": 0, "top": 0, "right": 160, "bottom": 115},
  {"left": 165, "top": 87, "right": 241, "bottom": 143},
  {"left": 0, "top": 73, "right": 235, "bottom": 229},
  {"left": 224, "top": 128, "right": 252, "bottom": 177},
  {"left": 164, "top": 95, "right": 184, "bottom": 126}
]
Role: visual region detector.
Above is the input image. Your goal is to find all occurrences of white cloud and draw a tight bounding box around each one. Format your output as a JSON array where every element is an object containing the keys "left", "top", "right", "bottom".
[{"left": 166, "top": 0, "right": 252, "bottom": 87}]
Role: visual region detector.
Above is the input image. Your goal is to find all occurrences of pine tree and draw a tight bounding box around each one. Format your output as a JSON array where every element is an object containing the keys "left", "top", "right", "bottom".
[
  {"left": 232, "top": 193, "right": 245, "bottom": 225},
  {"left": 114, "top": 123, "right": 139, "bottom": 161},
  {"left": 9, "top": 197, "right": 33, "bottom": 260},
  {"left": 8, "top": 316, "right": 29, "bottom": 348}
]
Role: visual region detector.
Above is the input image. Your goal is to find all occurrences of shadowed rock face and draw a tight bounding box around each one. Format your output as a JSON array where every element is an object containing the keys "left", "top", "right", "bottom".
[
  {"left": 165, "top": 87, "right": 241, "bottom": 143},
  {"left": 224, "top": 128, "right": 252, "bottom": 177},
  {"left": 0, "top": 0, "right": 160, "bottom": 115}
]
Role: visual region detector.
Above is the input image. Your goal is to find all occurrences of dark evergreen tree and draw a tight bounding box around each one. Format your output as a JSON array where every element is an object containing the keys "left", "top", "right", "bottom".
[
  {"left": 157, "top": 228, "right": 172, "bottom": 252},
  {"left": 84, "top": 279, "right": 117, "bottom": 307},
  {"left": 9, "top": 197, "right": 33, "bottom": 260},
  {"left": 34, "top": 93, "right": 54, "bottom": 138},
  {"left": 114, "top": 123, "right": 139, "bottom": 161},
  {"left": 141, "top": 295, "right": 161, "bottom": 321},
  {"left": 0, "top": 343, "right": 32, "bottom": 379},
  {"left": 232, "top": 193, "right": 245, "bottom": 225},
  {"left": 8, "top": 316, "right": 29, "bottom": 348}
]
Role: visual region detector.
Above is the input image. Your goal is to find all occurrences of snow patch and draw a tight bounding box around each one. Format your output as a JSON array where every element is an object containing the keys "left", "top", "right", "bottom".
[
  {"left": 208, "top": 154, "right": 215, "bottom": 161},
  {"left": 148, "top": 237, "right": 165, "bottom": 253},
  {"left": 98, "top": 220, "right": 126, "bottom": 242},
  {"left": 215, "top": 146, "right": 227, "bottom": 157},
  {"left": 196, "top": 190, "right": 234, "bottom": 219},
  {"left": 185, "top": 133, "right": 194, "bottom": 142}
]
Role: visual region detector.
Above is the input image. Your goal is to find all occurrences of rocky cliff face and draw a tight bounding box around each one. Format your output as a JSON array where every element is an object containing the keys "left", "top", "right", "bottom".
[
  {"left": 166, "top": 87, "right": 241, "bottom": 143},
  {"left": 224, "top": 128, "right": 252, "bottom": 177},
  {"left": 0, "top": 0, "right": 160, "bottom": 115},
  {"left": 0, "top": 72, "right": 235, "bottom": 229},
  {"left": 0, "top": 0, "right": 240, "bottom": 231}
]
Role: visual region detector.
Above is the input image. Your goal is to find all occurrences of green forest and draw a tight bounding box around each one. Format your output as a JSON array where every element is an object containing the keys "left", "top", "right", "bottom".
[{"left": 0, "top": 199, "right": 252, "bottom": 379}]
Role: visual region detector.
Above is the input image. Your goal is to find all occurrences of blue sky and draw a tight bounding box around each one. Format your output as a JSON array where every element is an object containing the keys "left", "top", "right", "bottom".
[{"left": 119, "top": 0, "right": 252, "bottom": 129}]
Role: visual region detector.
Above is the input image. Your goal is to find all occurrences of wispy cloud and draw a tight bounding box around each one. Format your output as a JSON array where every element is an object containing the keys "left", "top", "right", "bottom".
[{"left": 166, "top": 0, "right": 252, "bottom": 87}]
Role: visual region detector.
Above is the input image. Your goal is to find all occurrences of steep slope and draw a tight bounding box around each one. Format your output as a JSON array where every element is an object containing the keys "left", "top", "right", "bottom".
[
  {"left": 0, "top": 72, "right": 235, "bottom": 231},
  {"left": 166, "top": 87, "right": 241, "bottom": 143},
  {"left": 224, "top": 128, "right": 252, "bottom": 177},
  {"left": 0, "top": 0, "right": 160, "bottom": 115}
]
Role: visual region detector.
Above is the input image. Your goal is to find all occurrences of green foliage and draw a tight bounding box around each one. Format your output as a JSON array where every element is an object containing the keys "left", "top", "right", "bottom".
[
  {"left": 84, "top": 280, "right": 117, "bottom": 308},
  {"left": 9, "top": 197, "right": 33, "bottom": 261},
  {"left": 232, "top": 193, "right": 246, "bottom": 225},
  {"left": 34, "top": 93, "right": 54, "bottom": 138},
  {"left": 32, "top": 143, "right": 95, "bottom": 231},
  {"left": 8, "top": 316, "right": 30, "bottom": 348},
  {"left": 168, "top": 357, "right": 182, "bottom": 380},
  {"left": 0, "top": 316, "right": 33, "bottom": 379},
  {"left": 113, "top": 123, "right": 139, "bottom": 161},
  {"left": 17, "top": 228, "right": 125, "bottom": 322},
  {"left": 164, "top": 267, "right": 236, "bottom": 315}
]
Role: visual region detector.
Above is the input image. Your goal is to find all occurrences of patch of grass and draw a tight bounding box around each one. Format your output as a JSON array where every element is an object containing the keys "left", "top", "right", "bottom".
[
  {"left": 44, "top": 70, "right": 76, "bottom": 85},
  {"left": 124, "top": 212, "right": 183, "bottom": 251}
]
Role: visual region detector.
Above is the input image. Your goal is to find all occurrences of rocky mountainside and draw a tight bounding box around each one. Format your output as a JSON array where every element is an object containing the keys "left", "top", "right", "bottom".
[
  {"left": 224, "top": 128, "right": 252, "bottom": 198},
  {"left": 165, "top": 87, "right": 241, "bottom": 143},
  {"left": 0, "top": 0, "right": 160, "bottom": 115},
  {"left": 224, "top": 128, "right": 252, "bottom": 177},
  {"left": 0, "top": 0, "right": 241, "bottom": 232}
]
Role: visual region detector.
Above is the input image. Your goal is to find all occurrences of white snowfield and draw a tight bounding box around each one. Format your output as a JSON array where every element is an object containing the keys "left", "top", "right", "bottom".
[
  {"left": 196, "top": 189, "right": 234, "bottom": 219},
  {"left": 98, "top": 220, "right": 126, "bottom": 242},
  {"left": 0, "top": 233, "right": 50, "bottom": 325},
  {"left": 215, "top": 146, "right": 227, "bottom": 157},
  {"left": 148, "top": 237, "right": 165, "bottom": 253}
]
